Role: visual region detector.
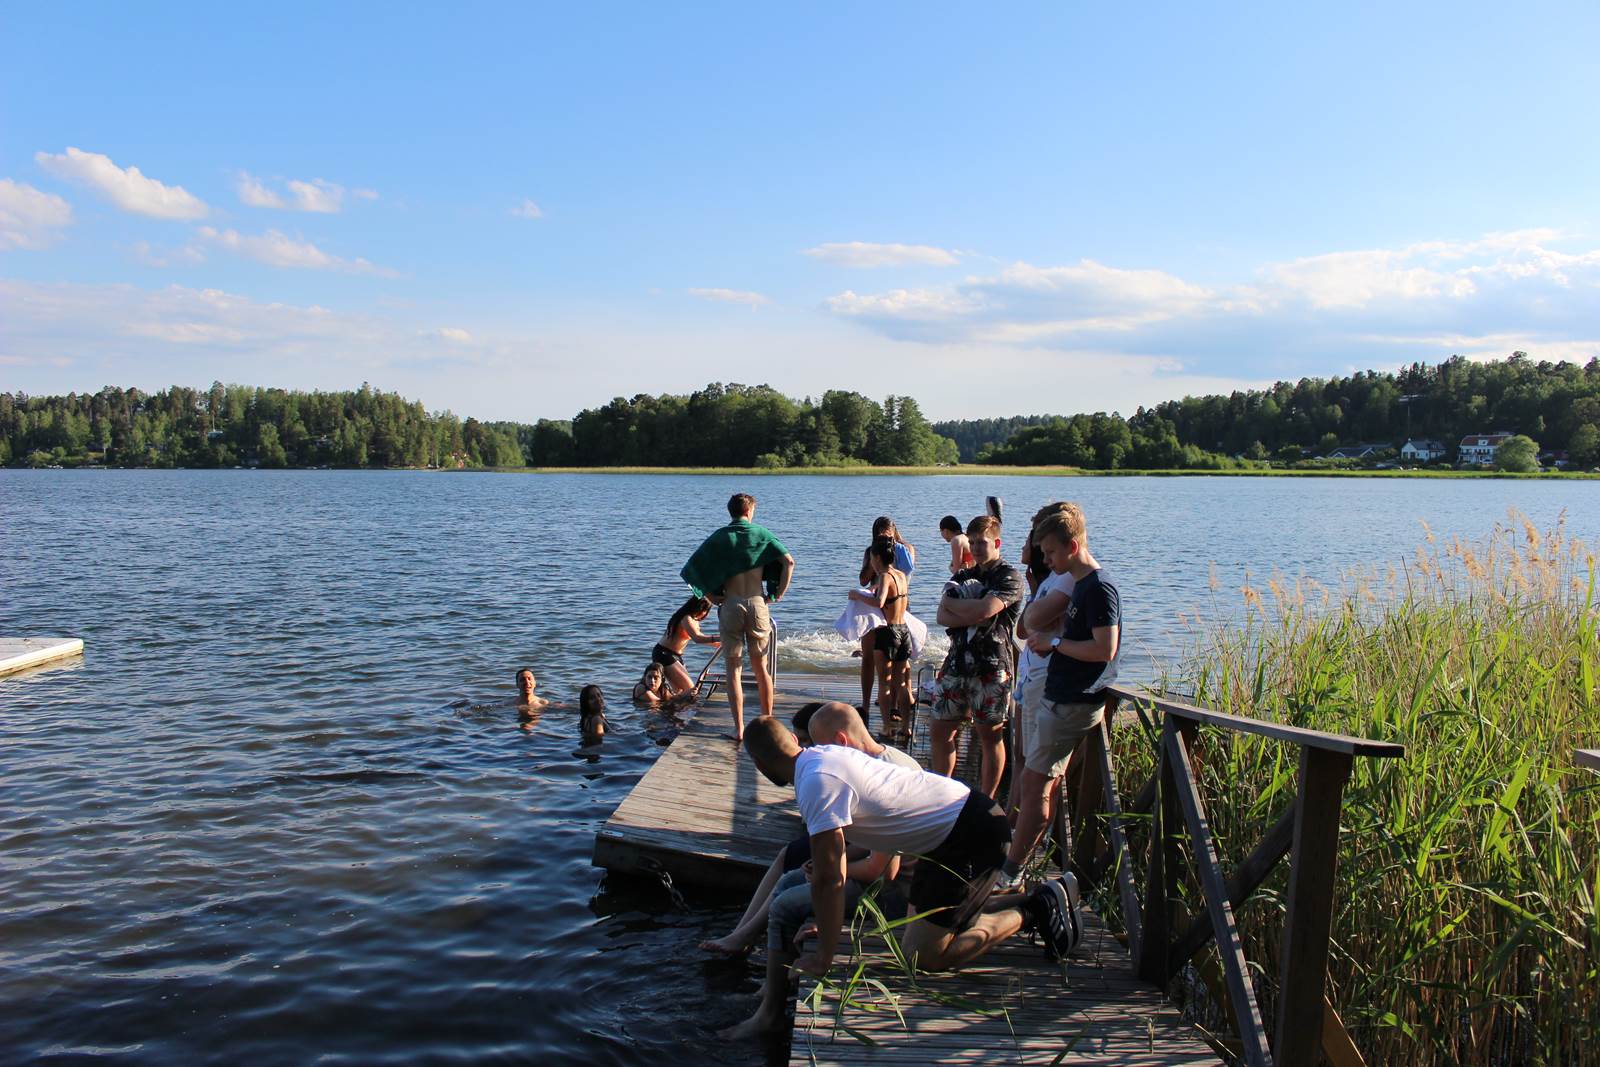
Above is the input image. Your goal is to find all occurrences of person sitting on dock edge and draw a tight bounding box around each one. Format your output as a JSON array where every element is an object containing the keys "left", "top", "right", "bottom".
[
  {"left": 679, "top": 492, "right": 795, "bottom": 743},
  {"left": 720, "top": 716, "right": 1082, "bottom": 1039}
]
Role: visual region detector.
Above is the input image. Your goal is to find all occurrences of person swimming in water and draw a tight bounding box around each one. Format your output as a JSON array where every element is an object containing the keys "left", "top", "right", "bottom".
[
  {"left": 579, "top": 684, "right": 606, "bottom": 743},
  {"left": 633, "top": 663, "right": 693, "bottom": 708},
  {"left": 515, "top": 667, "right": 550, "bottom": 709},
  {"left": 651, "top": 595, "right": 721, "bottom": 700}
]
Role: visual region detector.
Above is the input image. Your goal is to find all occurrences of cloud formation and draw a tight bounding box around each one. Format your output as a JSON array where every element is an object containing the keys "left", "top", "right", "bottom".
[
  {"left": 688, "top": 287, "right": 769, "bottom": 308},
  {"left": 510, "top": 199, "right": 543, "bottom": 219},
  {"left": 197, "top": 226, "right": 392, "bottom": 275},
  {"left": 803, "top": 241, "right": 959, "bottom": 268},
  {"left": 824, "top": 230, "right": 1600, "bottom": 374},
  {"left": 236, "top": 172, "right": 354, "bottom": 213},
  {"left": 0, "top": 179, "right": 73, "bottom": 249},
  {"left": 35, "top": 147, "right": 207, "bottom": 220}
]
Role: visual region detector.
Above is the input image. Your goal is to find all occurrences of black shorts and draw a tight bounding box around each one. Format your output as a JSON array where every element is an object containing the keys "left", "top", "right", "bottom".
[
  {"left": 873, "top": 623, "right": 913, "bottom": 663},
  {"left": 651, "top": 643, "right": 683, "bottom": 668},
  {"left": 908, "top": 790, "right": 1010, "bottom": 930},
  {"left": 782, "top": 834, "right": 811, "bottom": 873}
]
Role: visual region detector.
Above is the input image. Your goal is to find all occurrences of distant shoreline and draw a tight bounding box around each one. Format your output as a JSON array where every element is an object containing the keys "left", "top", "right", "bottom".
[{"left": 488, "top": 465, "right": 1599, "bottom": 479}]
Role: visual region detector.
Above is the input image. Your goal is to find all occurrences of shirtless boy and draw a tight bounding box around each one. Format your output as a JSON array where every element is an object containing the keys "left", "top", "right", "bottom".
[
  {"left": 680, "top": 493, "right": 796, "bottom": 742},
  {"left": 939, "top": 515, "right": 974, "bottom": 575},
  {"left": 515, "top": 668, "right": 550, "bottom": 709}
]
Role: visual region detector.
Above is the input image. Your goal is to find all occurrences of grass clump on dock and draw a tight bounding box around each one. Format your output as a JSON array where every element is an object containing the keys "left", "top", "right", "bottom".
[{"left": 1137, "top": 513, "right": 1599, "bottom": 1065}]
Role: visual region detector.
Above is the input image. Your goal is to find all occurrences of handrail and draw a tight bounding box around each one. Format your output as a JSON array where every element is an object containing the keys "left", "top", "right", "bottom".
[
  {"left": 1577, "top": 748, "right": 1600, "bottom": 773},
  {"left": 1105, "top": 684, "right": 1407, "bottom": 758},
  {"left": 1072, "top": 687, "right": 1407, "bottom": 1067}
]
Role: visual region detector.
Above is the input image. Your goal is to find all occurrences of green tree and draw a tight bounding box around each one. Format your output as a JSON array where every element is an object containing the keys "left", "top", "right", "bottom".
[
  {"left": 1495, "top": 434, "right": 1540, "bottom": 472},
  {"left": 1568, "top": 423, "right": 1600, "bottom": 469}
]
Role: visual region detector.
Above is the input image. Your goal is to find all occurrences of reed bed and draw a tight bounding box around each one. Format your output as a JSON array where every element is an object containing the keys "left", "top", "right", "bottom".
[{"left": 1124, "top": 512, "right": 1599, "bottom": 1065}]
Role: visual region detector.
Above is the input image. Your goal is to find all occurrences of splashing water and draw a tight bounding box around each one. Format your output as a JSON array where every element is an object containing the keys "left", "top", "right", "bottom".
[{"left": 775, "top": 628, "right": 950, "bottom": 673}]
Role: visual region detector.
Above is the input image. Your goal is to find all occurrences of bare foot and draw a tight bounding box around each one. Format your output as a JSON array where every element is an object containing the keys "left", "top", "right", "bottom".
[
  {"left": 698, "top": 936, "right": 751, "bottom": 957},
  {"left": 718, "top": 1013, "right": 783, "bottom": 1040}
]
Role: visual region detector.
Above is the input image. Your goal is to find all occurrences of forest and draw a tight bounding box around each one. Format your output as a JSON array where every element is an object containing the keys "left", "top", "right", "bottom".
[{"left": 3, "top": 353, "right": 1597, "bottom": 471}]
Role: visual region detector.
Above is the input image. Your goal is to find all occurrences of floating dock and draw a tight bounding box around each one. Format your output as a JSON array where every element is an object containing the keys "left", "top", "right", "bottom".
[
  {"left": 594, "top": 677, "right": 1226, "bottom": 1064},
  {"left": 0, "top": 637, "right": 84, "bottom": 678}
]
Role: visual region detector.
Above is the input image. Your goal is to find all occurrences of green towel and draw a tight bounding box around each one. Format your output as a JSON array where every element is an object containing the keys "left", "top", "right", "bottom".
[{"left": 681, "top": 519, "right": 790, "bottom": 598}]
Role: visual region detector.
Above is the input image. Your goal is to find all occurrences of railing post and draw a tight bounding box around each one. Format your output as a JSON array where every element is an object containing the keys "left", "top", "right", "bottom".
[
  {"left": 1137, "top": 714, "right": 1183, "bottom": 983},
  {"left": 1071, "top": 725, "right": 1106, "bottom": 877},
  {"left": 1274, "top": 745, "right": 1354, "bottom": 1065}
]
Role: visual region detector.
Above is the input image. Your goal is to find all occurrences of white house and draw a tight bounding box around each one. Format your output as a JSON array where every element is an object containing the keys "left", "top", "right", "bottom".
[
  {"left": 1458, "top": 432, "right": 1513, "bottom": 466},
  {"left": 1400, "top": 439, "right": 1447, "bottom": 462}
]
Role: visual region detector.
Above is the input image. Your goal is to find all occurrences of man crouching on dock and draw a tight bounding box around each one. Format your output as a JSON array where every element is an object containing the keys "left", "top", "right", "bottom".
[{"left": 720, "top": 717, "right": 1081, "bottom": 1038}]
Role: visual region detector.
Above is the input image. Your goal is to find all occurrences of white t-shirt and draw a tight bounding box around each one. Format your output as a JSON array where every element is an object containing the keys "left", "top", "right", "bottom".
[
  {"left": 794, "top": 745, "right": 968, "bottom": 856},
  {"left": 877, "top": 743, "right": 922, "bottom": 773},
  {"left": 1016, "top": 570, "right": 1076, "bottom": 686}
]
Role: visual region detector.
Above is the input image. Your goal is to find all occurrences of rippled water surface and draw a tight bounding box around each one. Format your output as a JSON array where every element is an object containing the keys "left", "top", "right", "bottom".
[{"left": 2, "top": 470, "right": 1593, "bottom": 1064}]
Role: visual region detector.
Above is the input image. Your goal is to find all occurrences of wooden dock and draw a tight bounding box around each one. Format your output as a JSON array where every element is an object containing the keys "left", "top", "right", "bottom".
[
  {"left": 593, "top": 675, "right": 1226, "bottom": 1065},
  {"left": 0, "top": 637, "right": 84, "bottom": 678}
]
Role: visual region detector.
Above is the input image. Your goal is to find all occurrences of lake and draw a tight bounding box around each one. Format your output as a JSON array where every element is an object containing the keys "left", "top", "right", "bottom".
[{"left": 1, "top": 470, "right": 1593, "bottom": 1065}]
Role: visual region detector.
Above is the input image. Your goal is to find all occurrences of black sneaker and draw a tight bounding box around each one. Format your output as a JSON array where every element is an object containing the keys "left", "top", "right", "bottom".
[{"left": 1027, "top": 873, "right": 1083, "bottom": 960}]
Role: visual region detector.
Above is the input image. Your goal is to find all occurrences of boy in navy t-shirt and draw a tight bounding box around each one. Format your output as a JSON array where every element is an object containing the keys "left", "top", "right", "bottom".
[{"left": 999, "top": 504, "right": 1121, "bottom": 886}]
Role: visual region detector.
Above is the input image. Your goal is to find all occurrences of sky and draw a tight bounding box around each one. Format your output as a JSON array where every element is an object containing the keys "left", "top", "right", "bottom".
[{"left": 3, "top": 1, "right": 1599, "bottom": 423}]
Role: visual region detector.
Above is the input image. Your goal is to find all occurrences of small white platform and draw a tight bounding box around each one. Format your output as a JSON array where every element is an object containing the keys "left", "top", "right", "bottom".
[{"left": 0, "top": 637, "right": 85, "bottom": 678}]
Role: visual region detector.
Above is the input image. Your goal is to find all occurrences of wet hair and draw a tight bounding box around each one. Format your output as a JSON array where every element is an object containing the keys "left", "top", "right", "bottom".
[
  {"left": 868, "top": 534, "right": 896, "bottom": 568},
  {"left": 791, "top": 702, "right": 826, "bottom": 740},
  {"left": 579, "top": 684, "right": 605, "bottom": 717},
  {"left": 939, "top": 515, "right": 962, "bottom": 534},
  {"left": 515, "top": 667, "right": 535, "bottom": 685},
  {"left": 727, "top": 493, "right": 756, "bottom": 519},
  {"left": 639, "top": 663, "right": 664, "bottom": 687},
  {"left": 667, "top": 595, "right": 712, "bottom": 637},
  {"left": 966, "top": 514, "right": 1000, "bottom": 542}
]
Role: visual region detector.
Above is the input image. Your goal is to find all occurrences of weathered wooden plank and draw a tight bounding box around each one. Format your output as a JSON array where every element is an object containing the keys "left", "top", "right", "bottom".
[
  {"left": 1576, "top": 748, "right": 1600, "bottom": 773},
  {"left": 1107, "top": 684, "right": 1405, "bottom": 758},
  {"left": 0, "top": 637, "right": 84, "bottom": 678},
  {"left": 1274, "top": 746, "right": 1353, "bottom": 1065}
]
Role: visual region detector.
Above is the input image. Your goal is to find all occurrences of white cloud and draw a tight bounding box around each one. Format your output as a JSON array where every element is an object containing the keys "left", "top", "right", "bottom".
[
  {"left": 803, "top": 241, "right": 959, "bottom": 268},
  {"left": 689, "top": 287, "right": 769, "bottom": 308},
  {"left": 511, "top": 199, "right": 543, "bottom": 219},
  {"left": 435, "top": 327, "right": 473, "bottom": 343},
  {"left": 287, "top": 178, "right": 342, "bottom": 213},
  {"left": 0, "top": 179, "right": 73, "bottom": 249},
  {"left": 237, "top": 172, "right": 352, "bottom": 213},
  {"left": 35, "top": 147, "right": 207, "bottom": 220},
  {"left": 130, "top": 240, "right": 206, "bottom": 267},
  {"left": 352, "top": 188, "right": 379, "bottom": 201},
  {"left": 197, "top": 226, "right": 392, "bottom": 275}
]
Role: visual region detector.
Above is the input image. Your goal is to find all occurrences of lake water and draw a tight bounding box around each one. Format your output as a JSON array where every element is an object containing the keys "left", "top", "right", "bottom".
[{"left": 1, "top": 470, "right": 1594, "bottom": 1064}]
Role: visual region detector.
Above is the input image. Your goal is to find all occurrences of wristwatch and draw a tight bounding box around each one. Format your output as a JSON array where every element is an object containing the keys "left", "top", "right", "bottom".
[{"left": 1049, "top": 637, "right": 1062, "bottom": 650}]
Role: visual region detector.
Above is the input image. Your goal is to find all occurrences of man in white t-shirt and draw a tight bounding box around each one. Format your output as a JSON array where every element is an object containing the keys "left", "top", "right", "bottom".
[{"left": 720, "top": 717, "right": 1082, "bottom": 1038}]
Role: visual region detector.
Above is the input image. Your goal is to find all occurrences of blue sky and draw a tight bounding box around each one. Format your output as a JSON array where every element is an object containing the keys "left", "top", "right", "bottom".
[{"left": 4, "top": 2, "right": 1598, "bottom": 421}]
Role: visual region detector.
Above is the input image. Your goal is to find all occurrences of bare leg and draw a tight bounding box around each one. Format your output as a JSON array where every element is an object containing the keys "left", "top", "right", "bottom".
[
  {"left": 664, "top": 660, "right": 696, "bottom": 699},
  {"left": 751, "top": 642, "right": 775, "bottom": 718},
  {"left": 858, "top": 632, "right": 875, "bottom": 709},
  {"left": 702, "top": 849, "right": 785, "bottom": 955},
  {"left": 975, "top": 722, "right": 1006, "bottom": 800},
  {"left": 874, "top": 651, "right": 895, "bottom": 736},
  {"left": 726, "top": 655, "right": 745, "bottom": 741},
  {"left": 929, "top": 718, "right": 961, "bottom": 778},
  {"left": 900, "top": 908, "right": 1026, "bottom": 972},
  {"left": 1004, "top": 766, "right": 1060, "bottom": 869},
  {"left": 718, "top": 945, "right": 795, "bottom": 1038}
]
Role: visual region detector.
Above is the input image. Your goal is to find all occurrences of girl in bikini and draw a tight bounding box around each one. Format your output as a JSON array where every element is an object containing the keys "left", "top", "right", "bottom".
[
  {"left": 652, "top": 595, "right": 720, "bottom": 699},
  {"left": 848, "top": 535, "right": 912, "bottom": 740},
  {"left": 855, "top": 516, "right": 915, "bottom": 711}
]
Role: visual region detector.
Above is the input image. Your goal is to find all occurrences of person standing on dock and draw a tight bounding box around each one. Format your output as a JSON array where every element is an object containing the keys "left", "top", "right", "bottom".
[
  {"left": 680, "top": 492, "right": 795, "bottom": 742},
  {"left": 929, "top": 514, "right": 1024, "bottom": 797}
]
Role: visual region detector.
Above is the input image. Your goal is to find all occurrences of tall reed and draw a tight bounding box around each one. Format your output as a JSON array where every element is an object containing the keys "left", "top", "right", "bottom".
[{"left": 1133, "top": 512, "right": 1599, "bottom": 1064}]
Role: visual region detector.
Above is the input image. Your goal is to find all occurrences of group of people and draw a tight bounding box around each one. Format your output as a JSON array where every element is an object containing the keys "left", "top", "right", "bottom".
[
  {"left": 663, "top": 490, "right": 1122, "bottom": 1038},
  {"left": 514, "top": 666, "right": 608, "bottom": 745}
]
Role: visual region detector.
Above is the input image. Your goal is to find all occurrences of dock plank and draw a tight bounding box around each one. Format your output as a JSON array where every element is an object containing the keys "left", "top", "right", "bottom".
[{"left": 0, "top": 637, "right": 84, "bottom": 678}]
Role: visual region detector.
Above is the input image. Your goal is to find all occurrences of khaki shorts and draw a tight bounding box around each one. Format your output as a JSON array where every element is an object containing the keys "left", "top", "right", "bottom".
[
  {"left": 1022, "top": 681, "right": 1104, "bottom": 780},
  {"left": 719, "top": 593, "right": 771, "bottom": 664}
]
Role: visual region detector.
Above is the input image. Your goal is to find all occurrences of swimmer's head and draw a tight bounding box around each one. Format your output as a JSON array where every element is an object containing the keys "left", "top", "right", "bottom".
[
  {"left": 515, "top": 668, "right": 537, "bottom": 701},
  {"left": 640, "top": 663, "right": 665, "bottom": 689},
  {"left": 579, "top": 684, "right": 606, "bottom": 739}
]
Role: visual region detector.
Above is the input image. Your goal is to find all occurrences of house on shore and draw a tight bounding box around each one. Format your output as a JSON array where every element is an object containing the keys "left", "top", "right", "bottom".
[
  {"left": 1399, "top": 438, "right": 1448, "bottom": 462},
  {"left": 1458, "top": 432, "right": 1514, "bottom": 466},
  {"left": 1324, "top": 443, "right": 1392, "bottom": 461}
]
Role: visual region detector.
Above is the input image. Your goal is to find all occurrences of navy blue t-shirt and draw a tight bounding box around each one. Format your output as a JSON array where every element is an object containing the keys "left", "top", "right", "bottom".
[{"left": 1043, "top": 568, "right": 1121, "bottom": 703}]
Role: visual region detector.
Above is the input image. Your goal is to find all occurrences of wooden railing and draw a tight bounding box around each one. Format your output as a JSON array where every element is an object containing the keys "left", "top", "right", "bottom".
[
  {"left": 1577, "top": 748, "right": 1600, "bottom": 773},
  {"left": 1067, "top": 684, "right": 1406, "bottom": 1067}
]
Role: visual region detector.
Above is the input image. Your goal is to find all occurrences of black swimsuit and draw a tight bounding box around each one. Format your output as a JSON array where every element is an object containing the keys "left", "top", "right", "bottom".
[{"left": 651, "top": 643, "right": 683, "bottom": 667}]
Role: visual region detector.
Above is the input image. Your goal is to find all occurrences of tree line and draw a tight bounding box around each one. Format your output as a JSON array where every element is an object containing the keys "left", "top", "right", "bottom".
[{"left": 4, "top": 353, "right": 1596, "bottom": 471}]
